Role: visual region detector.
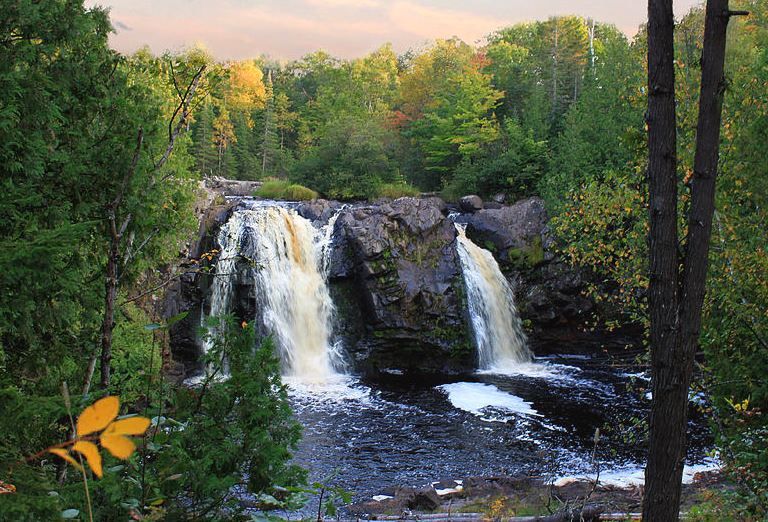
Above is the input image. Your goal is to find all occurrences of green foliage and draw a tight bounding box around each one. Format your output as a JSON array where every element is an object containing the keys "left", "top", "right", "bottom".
[
  {"left": 291, "top": 114, "right": 400, "bottom": 199},
  {"left": 375, "top": 182, "right": 420, "bottom": 199},
  {"left": 255, "top": 180, "right": 318, "bottom": 200},
  {"left": 283, "top": 184, "right": 319, "bottom": 201},
  {"left": 1, "top": 318, "right": 305, "bottom": 521},
  {"left": 255, "top": 179, "right": 292, "bottom": 199},
  {"left": 445, "top": 119, "right": 549, "bottom": 200}
]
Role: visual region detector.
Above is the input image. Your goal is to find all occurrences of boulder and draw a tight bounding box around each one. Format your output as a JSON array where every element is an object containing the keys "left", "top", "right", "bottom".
[
  {"left": 465, "top": 196, "right": 550, "bottom": 270},
  {"left": 204, "top": 176, "right": 262, "bottom": 197},
  {"left": 408, "top": 486, "right": 441, "bottom": 511},
  {"left": 458, "top": 194, "right": 483, "bottom": 212},
  {"left": 296, "top": 198, "right": 342, "bottom": 225}
]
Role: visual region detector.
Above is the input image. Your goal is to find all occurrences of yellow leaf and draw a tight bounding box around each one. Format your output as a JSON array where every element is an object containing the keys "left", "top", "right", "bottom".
[
  {"left": 103, "top": 417, "right": 150, "bottom": 437},
  {"left": 77, "top": 396, "right": 119, "bottom": 436},
  {"left": 72, "top": 441, "right": 103, "bottom": 478},
  {"left": 100, "top": 434, "right": 136, "bottom": 459},
  {"left": 48, "top": 448, "right": 83, "bottom": 473}
]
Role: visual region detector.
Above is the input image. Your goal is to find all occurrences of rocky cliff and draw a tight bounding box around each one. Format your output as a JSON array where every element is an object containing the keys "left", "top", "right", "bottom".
[{"left": 166, "top": 187, "right": 623, "bottom": 377}]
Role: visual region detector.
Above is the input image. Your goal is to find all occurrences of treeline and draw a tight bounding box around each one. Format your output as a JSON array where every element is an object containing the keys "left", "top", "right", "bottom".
[{"left": 185, "top": 17, "right": 637, "bottom": 201}]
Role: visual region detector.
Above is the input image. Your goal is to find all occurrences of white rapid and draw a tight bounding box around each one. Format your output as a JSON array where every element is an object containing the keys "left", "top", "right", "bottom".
[
  {"left": 204, "top": 205, "right": 344, "bottom": 382},
  {"left": 455, "top": 224, "right": 532, "bottom": 371}
]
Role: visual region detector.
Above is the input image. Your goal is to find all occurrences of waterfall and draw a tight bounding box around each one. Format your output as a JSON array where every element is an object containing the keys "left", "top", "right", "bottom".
[
  {"left": 204, "top": 205, "right": 343, "bottom": 382},
  {"left": 455, "top": 224, "right": 532, "bottom": 371}
]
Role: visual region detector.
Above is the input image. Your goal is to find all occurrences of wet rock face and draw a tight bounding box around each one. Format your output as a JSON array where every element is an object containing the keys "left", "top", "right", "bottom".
[
  {"left": 330, "top": 197, "right": 474, "bottom": 375},
  {"left": 296, "top": 198, "right": 343, "bottom": 225},
  {"left": 465, "top": 196, "right": 551, "bottom": 270},
  {"left": 166, "top": 184, "right": 620, "bottom": 376}
]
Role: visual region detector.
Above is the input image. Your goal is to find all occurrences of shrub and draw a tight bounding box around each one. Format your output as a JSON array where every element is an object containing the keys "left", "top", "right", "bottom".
[
  {"left": 284, "top": 184, "right": 319, "bottom": 201},
  {"left": 255, "top": 179, "right": 291, "bottom": 199},
  {"left": 375, "top": 183, "right": 420, "bottom": 200},
  {"left": 255, "top": 180, "right": 318, "bottom": 201}
]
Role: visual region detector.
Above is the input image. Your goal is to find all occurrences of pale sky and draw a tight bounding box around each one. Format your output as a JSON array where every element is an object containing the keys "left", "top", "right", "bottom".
[{"left": 85, "top": 0, "right": 703, "bottom": 61}]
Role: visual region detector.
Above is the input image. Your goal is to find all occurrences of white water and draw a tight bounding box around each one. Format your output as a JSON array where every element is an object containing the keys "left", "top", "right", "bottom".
[
  {"left": 438, "top": 382, "right": 541, "bottom": 419},
  {"left": 455, "top": 224, "right": 532, "bottom": 371},
  {"left": 203, "top": 205, "right": 344, "bottom": 382}
]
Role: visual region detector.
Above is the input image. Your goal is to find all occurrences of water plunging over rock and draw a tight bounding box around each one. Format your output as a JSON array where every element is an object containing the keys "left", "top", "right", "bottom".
[
  {"left": 455, "top": 224, "right": 532, "bottom": 371},
  {"left": 203, "top": 205, "right": 344, "bottom": 382}
]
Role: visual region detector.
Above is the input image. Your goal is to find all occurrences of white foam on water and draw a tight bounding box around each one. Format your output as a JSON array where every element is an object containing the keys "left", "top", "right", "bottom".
[
  {"left": 554, "top": 458, "right": 721, "bottom": 488},
  {"left": 438, "top": 382, "right": 541, "bottom": 419},
  {"left": 477, "top": 361, "right": 581, "bottom": 380},
  {"left": 285, "top": 375, "right": 375, "bottom": 407}
]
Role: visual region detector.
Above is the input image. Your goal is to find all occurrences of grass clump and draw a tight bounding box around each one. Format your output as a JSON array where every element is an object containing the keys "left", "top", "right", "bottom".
[
  {"left": 255, "top": 179, "right": 318, "bottom": 201},
  {"left": 375, "top": 182, "right": 420, "bottom": 199},
  {"left": 284, "top": 184, "right": 319, "bottom": 201}
]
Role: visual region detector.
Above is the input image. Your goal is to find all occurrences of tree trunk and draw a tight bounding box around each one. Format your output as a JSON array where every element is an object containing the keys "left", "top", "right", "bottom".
[
  {"left": 100, "top": 214, "right": 120, "bottom": 388},
  {"left": 643, "top": 1, "right": 738, "bottom": 520},
  {"left": 643, "top": 0, "right": 682, "bottom": 519}
]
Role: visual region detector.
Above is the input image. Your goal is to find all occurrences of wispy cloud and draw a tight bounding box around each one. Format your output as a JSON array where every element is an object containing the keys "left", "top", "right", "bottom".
[
  {"left": 387, "top": 1, "right": 506, "bottom": 45},
  {"left": 304, "top": 0, "right": 382, "bottom": 8},
  {"left": 86, "top": 0, "right": 703, "bottom": 60}
]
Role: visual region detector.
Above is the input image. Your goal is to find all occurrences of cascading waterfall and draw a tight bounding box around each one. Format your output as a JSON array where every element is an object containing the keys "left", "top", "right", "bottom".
[
  {"left": 455, "top": 224, "right": 532, "bottom": 371},
  {"left": 204, "top": 205, "right": 344, "bottom": 382}
]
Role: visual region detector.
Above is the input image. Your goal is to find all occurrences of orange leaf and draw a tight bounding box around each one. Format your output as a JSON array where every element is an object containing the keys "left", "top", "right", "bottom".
[
  {"left": 103, "top": 417, "right": 150, "bottom": 437},
  {"left": 77, "top": 396, "right": 119, "bottom": 436},
  {"left": 48, "top": 448, "right": 83, "bottom": 473},
  {"left": 72, "top": 441, "right": 103, "bottom": 478},
  {"left": 100, "top": 434, "right": 136, "bottom": 459},
  {"left": 0, "top": 480, "right": 16, "bottom": 494}
]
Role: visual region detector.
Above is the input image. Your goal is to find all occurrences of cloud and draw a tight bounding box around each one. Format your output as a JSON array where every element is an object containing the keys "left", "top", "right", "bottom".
[
  {"left": 386, "top": 1, "right": 508, "bottom": 45},
  {"left": 304, "top": 0, "right": 382, "bottom": 8}
]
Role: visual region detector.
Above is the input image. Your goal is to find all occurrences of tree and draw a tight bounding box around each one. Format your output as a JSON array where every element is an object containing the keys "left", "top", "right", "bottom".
[
  {"left": 212, "top": 108, "right": 237, "bottom": 176},
  {"left": 260, "top": 72, "right": 280, "bottom": 176},
  {"left": 98, "top": 61, "right": 206, "bottom": 389},
  {"left": 643, "top": 1, "right": 747, "bottom": 519}
]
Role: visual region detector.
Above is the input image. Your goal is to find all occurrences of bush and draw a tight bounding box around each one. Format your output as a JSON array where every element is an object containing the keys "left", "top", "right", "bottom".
[
  {"left": 255, "top": 180, "right": 318, "bottom": 201},
  {"left": 284, "top": 184, "right": 319, "bottom": 201},
  {"left": 0, "top": 317, "right": 305, "bottom": 521},
  {"left": 255, "top": 179, "right": 291, "bottom": 199},
  {"left": 375, "top": 182, "right": 420, "bottom": 199}
]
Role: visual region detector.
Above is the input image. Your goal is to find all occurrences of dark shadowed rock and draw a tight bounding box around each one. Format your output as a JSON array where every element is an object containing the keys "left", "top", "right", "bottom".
[
  {"left": 166, "top": 184, "right": 622, "bottom": 377},
  {"left": 465, "top": 196, "right": 549, "bottom": 269},
  {"left": 409, "top": 486, "right": 441, "bottom": 511},
  {"left": 330, "top": 197, "right": 473, "bottom": 375},
  {"left": 459, "top": 194, "right": 483, "bottom": 212},
  {"left": 296, "top": 198, "right": 342, "bottom": 225}
]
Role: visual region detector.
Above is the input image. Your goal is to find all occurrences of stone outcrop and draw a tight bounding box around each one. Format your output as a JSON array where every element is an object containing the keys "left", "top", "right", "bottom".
[
  {"left": 166, "top": 185, "right": 621, "bottom": 376},
  {"left": 328, "top": 197, "right": 473, "bottom": 374},
  {"left": 462, "top": 196, "right": 551, "bottom": 270}
]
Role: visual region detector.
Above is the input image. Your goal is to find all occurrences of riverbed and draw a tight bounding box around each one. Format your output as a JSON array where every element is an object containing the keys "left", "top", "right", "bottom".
[{"left": 286, "top": 354, "right": 714, "bottom": 503}]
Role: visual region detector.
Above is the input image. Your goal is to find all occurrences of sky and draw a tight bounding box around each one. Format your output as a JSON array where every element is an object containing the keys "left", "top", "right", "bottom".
[{"left": 84, "top": 0, "right": 703, "bottom": 61}]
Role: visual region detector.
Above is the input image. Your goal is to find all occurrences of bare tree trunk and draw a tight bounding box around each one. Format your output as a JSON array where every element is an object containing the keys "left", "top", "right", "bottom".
[
  {"left": 97, "top": 65, "right": 205, "bottom": 389},
  {"left": 100, "top": 213, "right": 121, "bottom": 388},
  {"left": 643, "top": 1, "right": 743, "bottom": 519},
  {"left": 643, "top": 0, "right": 682, "bottom": 519}
]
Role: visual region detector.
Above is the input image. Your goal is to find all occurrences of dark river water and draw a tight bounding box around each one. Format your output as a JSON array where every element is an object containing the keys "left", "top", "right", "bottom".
[{"left": 285, "top": 354, "right": 714, "bottom": 503}]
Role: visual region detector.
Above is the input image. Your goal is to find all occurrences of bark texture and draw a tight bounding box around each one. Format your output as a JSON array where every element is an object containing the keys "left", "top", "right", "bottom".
[{"left": 643, "top": 0, "right": 736, "bottom": 519}]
